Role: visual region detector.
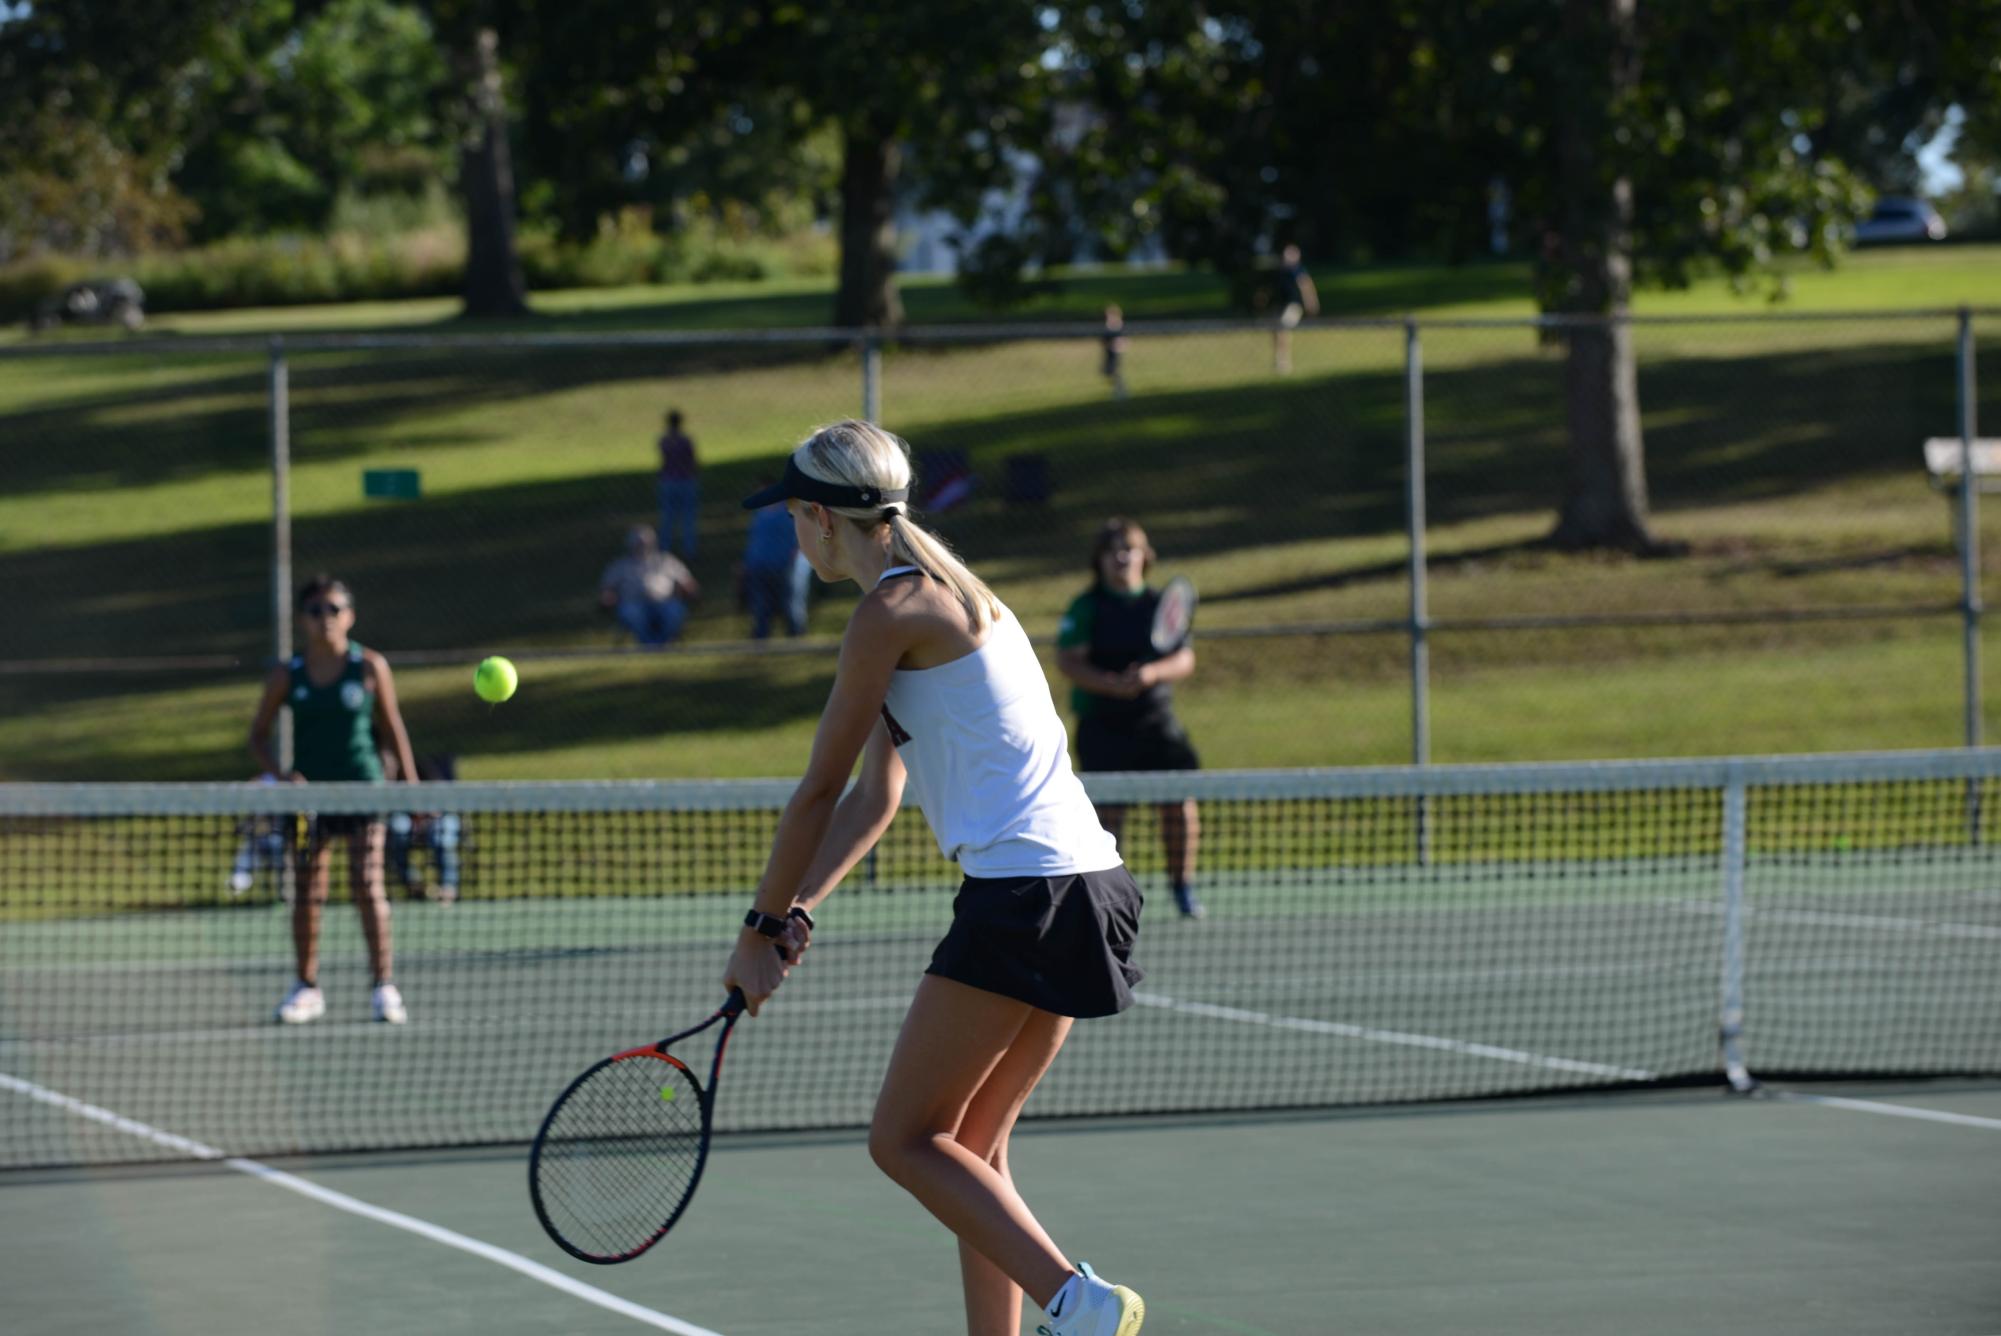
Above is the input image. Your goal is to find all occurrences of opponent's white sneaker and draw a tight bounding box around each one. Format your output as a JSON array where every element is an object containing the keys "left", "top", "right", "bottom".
[
  {"left": 371, "top": 983, "right": 408, "bottom": 1025},
  {"left": 275, "top": 983, "right": 325, "bottom": 1024},
  {"left": 1037, "top": 1263, "right": 1144, "bottom": 1336}
]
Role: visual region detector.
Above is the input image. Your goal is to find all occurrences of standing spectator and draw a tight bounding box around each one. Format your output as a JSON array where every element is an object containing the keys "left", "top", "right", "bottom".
[
  {"left": 600, "top": 525, "right": 701, "bottom": 647},
  {"left": 1055, "top": 518, "right": 1205, "bottom": 919},
  {"left": 247, "top": 575, "right": 418, "bottom": 1024},
  {"left": 1273, "top": 243, "right": 1320, "bottom": 374},
  {"left": 656, "top": 408, "right": 701, "bottom": 559},
  {"left": 1101, "top": 304, "right": 1129, "bottom": 399},
  {"left": 743, "top": 486, "right": 810, "bottom": 639}
]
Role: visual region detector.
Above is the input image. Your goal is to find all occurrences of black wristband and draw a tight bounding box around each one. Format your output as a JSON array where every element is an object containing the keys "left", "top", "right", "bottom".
[
  {"left": 744, "top": 909, "right": 788, "bottom": 939},
  {"left": 789, "top": 906, "right": 815, "bottom": 931}
]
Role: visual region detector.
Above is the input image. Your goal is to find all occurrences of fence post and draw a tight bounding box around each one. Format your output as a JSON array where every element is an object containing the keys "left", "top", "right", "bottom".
[
  {"left": 1405, "top": 319, "right": 1430, "bottom": 764},
  {"left": 861, "top": 332, "right": 882, "bottom": 424},
  {"left": 268, "top": 337, "right": 293, "bottom": 773},
  {"left": 1958, "top": 307, "right": 1982, "bottom": 752},
  {"left": 1718, "top": 771, "right": 1754, "bottom": 1092},
  {"left": 1405, "top": 320, "right": 1432, "bottom": 864}
]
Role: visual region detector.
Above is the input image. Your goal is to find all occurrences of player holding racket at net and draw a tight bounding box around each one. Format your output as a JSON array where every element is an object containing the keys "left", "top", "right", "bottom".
[
  {"left": 725, "top": 421, "right": 1146, "bottom": 1336},
  {"left": 1056, "top": 519, "right": 1205, "bottom": 919}
]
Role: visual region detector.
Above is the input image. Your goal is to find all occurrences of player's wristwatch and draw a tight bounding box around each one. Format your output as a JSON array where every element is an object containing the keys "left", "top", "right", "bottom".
[{"left": 743, "top": 906, "right": 815, "bottom": 938}]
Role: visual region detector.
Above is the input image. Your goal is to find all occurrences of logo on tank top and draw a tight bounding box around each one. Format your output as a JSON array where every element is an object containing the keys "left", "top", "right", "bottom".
[
  {"left": 293, "top": 685, "right": 308, "bottom": 701},
  {"left": 340, "top": 681, "right": 367, "bottom": 711},
  {"left": 880, "top": 705, "right": 912, "bottom": 748}
]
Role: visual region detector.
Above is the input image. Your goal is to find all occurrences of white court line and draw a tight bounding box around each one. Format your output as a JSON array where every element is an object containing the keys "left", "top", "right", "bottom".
[
  {"left": 1667, "top": 899, "right": 2001, "bottom": 940},
  {"left": 1132, "top": 992, "right": 1657, "bottom": 1083},
  {"left": 0, "top": 993, "right": 917, "bottom": 1055},
  {"left": 0, "top": 1070, "right": 725, "bottom": 1336},
  {"left": 1774, "top": 1091, "right": 2001, "bottom": 1131}
]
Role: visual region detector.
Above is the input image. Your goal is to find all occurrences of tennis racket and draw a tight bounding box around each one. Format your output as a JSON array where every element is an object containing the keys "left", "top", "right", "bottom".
[
  {"left": 528, "top": 988, "right": 751, "bottom": 1264},
  {"left": 1150, "top": 575, "right": 1197, "bottom": 654}
]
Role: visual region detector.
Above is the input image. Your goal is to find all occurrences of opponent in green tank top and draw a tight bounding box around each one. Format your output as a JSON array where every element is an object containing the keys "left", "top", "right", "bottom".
[{"left": 288, "top": 643, "right": 384, "bottom": 781}]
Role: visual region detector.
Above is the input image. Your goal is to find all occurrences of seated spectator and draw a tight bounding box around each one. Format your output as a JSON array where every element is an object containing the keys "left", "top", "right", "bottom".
[
  {"left": 228, "top": 772, "right": 292, "bottom": 899},
  {"left": 743, "top": 486, "right": 810, "bottom": 639},
  {"left": 599, "top": 525, "right": 701, "bottom": 647},
  {"left": 383, "top": 752, "right": 463, "bottom": 905}
]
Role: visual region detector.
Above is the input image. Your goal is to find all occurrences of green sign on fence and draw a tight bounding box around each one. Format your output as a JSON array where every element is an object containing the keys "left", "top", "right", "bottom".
[{"left": 363, "top": 469, "right": 421, "bottom": 500}]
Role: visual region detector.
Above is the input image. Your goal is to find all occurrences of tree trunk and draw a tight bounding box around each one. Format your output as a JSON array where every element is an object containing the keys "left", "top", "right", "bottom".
[
  {"left": 834, "top": 126, "right": 903, "bottom": 329},
  {"left": 459, "top": 26, "right": 528, "bottom": 319},
  {"left": 1547, "top": 0, "right": 1660, "bottom": 553}
]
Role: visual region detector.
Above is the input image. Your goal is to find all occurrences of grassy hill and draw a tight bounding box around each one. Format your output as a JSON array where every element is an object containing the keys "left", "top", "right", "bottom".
[{"left": 3, "top": 248, "right": 1998, "bottom": 781}]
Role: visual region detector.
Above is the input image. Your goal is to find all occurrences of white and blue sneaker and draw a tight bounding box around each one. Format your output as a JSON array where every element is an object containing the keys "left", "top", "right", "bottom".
[
  {"left": 275, "top": 982, "right": 324, "bottom": 1024},
  {"left": 1037, "top": 1262, "right": 1144, "bottom": 1336},
  {"left": 371, "top": 983, "right": 408, "bottom": 1024}
]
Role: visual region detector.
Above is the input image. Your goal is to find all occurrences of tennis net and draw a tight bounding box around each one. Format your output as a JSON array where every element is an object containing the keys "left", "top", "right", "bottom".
[{"left": 4, "top": 750, "right": 1998, "bottom": 1168}]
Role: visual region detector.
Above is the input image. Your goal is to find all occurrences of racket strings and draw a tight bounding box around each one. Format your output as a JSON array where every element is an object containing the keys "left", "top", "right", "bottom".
[{"left": 534, "top": 1054, "right": 706, "bottom": 1258}]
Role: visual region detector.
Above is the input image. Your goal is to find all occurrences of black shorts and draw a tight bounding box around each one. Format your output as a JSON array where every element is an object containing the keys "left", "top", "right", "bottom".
[
  {"left": 1076, "top": 712, "right": 1201, "bottom": 773},
  {"left": 304, "top": 814, "right": 382, "bottom": 840},
  {"left": 926, "top": 866, "right": 1144, "bottom": 1018}
]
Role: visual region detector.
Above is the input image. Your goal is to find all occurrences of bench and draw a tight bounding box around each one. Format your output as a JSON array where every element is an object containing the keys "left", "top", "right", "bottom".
[
  {"left": 1924, "top": 437, "right": 2001, "bottom": 493},
  {"left": 1924, "top": 437, "right": 2001, "bottom": 545}
]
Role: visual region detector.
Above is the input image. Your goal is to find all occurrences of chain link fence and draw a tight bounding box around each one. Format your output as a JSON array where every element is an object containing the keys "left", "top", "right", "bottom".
[{"left": 0, "top": 310, "right": 1993, "bottom": 779}]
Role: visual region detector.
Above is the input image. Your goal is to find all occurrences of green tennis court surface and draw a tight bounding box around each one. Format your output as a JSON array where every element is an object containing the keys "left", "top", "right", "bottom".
[
  {"left": 5, "top": 1086, "right": 1999, "bottom": 1335},
  {"left": 4, "top": 753, "right": 1999, "bottom": 1330}
]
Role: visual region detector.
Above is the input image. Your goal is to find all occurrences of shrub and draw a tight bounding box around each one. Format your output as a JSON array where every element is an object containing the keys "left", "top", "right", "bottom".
[{"left": 3, "top": 206, "right": 836, "bottom": 324}]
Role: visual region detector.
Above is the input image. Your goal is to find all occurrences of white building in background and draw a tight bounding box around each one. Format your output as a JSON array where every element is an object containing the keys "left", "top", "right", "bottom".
[{"left": 893, "top": 106, "right": 1170, "bottom": 275}]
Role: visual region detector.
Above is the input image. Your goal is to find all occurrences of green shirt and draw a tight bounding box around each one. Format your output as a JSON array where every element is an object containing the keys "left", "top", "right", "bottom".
[
  {"left": 1058, "top": 585, "right": 1173, "bottom": 723},
  {"left": 287, "top": 644, "right": 384, "bottom": 782}
]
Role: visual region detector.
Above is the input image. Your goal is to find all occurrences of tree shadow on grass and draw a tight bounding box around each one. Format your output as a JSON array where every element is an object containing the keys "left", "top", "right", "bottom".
[
  {"left": 6, "top": 339, "right": 1962, "bottom": 657},
  {"left": 0, "top": 342, "right": 857, "bottom": 500},
  {"left": 1, "top": 336, "right": 1969, "bottom": 778},
  {"left": 0, "top": 655, "right": 838, "bottom": 782}
]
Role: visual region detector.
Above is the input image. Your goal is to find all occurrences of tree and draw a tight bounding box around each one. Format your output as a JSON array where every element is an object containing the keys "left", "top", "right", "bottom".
[
  {"left": 1038, "top": 0, "right": 1987, "bottom": 551},
  {"left": 1502, "top": 0, "right": 1982, "bottom": 548},
  {"left": 452, "top": 22, "right": 527, "bottom": 316},
  {"left": 1543, "top": 0, "right": 1652, "bottom": 550},
  {"left": 758, "top": 3, "right": 1053, "bottom": 328},
  {"left": 171, "top": 0, "right": 450, "bottom": 239},
  {"left": 0, "top": 0, "right": 256, "bottom": 260}
]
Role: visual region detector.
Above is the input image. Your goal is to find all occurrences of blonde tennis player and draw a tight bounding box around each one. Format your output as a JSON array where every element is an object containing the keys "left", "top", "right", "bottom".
[{"left": 723, "top": 421, "right": 1147, "bottom": 1336}]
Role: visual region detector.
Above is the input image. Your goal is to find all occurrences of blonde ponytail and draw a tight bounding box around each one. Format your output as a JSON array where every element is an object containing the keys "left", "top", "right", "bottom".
[
  {"left": 884, "top": 510, "right": 1001, "bottom": 635},
  {"left": 793, "top": 420, "right": 1002, "bottom": 634}
]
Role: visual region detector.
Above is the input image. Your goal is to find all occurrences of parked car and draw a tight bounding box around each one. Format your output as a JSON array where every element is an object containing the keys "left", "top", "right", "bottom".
[
  {"left": 29, "top": 277, "right": 146, "bottom": 332},
  {"left": 1852, "top": 197, "right": 1948, "bottom": 246}
]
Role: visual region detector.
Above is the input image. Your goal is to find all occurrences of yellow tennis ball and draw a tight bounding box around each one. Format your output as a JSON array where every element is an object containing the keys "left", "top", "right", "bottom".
[{"left": 473, "top": 655, "right": 518, "bottom": 704}]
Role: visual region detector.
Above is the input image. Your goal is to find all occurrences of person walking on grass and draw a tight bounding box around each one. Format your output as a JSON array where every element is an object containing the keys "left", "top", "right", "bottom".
[
  {"left": 248, "top": 575, "right": 418, "bottom": 1026},
  {"left": 724, "top": 421, "right": 1147, "bottom": 1336},
  {"left": 1272, "top": 243, "right": 1320, "bottom": 374}
]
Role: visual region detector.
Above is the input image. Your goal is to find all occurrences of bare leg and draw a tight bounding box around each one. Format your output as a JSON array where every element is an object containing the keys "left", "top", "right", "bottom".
[
  {"left": 954, "top": 1008, "right": 1073, "bottom": 1336},
  {"left": 348, "top": 824, "right": 392, "bottom": 983},
  {"left": 1162, "top": 799, "right": 1199, "bottom": 887},
  {"left": 869, "top": 977, "right": 1075, "bottom": 1317},
  {"left": 291, "top": 837, "right": 332, "bottom": 984}
]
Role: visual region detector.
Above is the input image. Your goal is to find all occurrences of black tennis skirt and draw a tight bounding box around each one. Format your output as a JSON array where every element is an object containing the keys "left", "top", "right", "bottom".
[
  {"left": 927, "top": 865, "right": 1145, "bottom": 1018},
  {"left": 1076, "top": 712, "right": 1200, "bottom": 774}
]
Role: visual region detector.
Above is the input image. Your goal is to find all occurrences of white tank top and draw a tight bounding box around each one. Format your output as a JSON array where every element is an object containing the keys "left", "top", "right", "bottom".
[{"left": 877, "top": 569, "right": 1122, "bottom": 878}]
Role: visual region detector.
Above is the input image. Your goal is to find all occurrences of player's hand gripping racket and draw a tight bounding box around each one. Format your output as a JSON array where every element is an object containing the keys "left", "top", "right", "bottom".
[
  {"left": 1150, "top": 574, "right": 1197, "bottom": 654},
  {"left": 529, "top": 988, "right": 751, "bottom": 1264}
]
